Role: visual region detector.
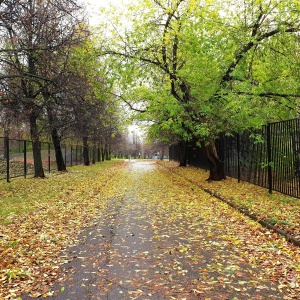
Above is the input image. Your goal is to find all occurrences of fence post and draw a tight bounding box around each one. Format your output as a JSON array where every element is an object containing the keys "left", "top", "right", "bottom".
[
  {"left": 5, "top": 137, "right": 9, "bottom": 182},
  {"left": 48, "top": 143, "right": 51, "bottom": 173},
  {"left": 64, "top": 144, "right": 67, "bottom": 167},
  {"left": 237, "top": 133, "right": 241, "bottom": 183},
  {"left": 24, "top": 140, "right": 27, "bottom": 178},
  {"left": 267, "top": 123, "right": 273, "bottom": 194},
  {"left": 70, "top": 146, "right": 73, "bottom": 167},
  {"left": 76, "top": 146, "right": 78, "bottom": 165}
]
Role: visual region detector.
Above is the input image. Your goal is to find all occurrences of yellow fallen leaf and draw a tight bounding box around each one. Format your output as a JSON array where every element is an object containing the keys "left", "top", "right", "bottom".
[{"left": 179, "top": 247, "right": 189, "bottom": 253}]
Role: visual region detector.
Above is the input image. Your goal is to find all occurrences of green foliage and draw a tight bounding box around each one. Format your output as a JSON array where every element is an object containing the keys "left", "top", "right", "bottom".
[{"left": 94, "top": 0, "right": 300, "bottom": 144}]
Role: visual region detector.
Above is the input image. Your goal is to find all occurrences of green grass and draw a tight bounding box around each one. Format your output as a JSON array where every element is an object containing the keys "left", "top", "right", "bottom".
[
  {"left": 0, "top": 159, "right": 122, "bottom": 224},
  {"left": 278, "top": 197, "right": 299, "bottom": 204}
]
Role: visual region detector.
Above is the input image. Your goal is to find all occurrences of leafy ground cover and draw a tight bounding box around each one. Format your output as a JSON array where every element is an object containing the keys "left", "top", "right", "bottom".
[
  {"left": 158, "top": 161, "right": 300, "bottom": 243},
  {"left": 63, "top": 161, "right": 299, "bottom": 299},
  {"left": 0, "top": 161, "right": 35, "bottom": 180},
  {"left": 0, "top": 160, "right": 123, "bottom": 298},
  {"left": 0, "top": 160, "right": 299, "bottom": 299}
]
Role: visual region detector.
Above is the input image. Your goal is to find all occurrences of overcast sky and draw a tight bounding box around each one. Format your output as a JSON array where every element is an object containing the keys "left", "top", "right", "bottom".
[
  {"left": 84, "top": 0, "right": 114, "bottom": 9},
  {"left": 84, "top": 0, "right": 125, "bottom": 25}
]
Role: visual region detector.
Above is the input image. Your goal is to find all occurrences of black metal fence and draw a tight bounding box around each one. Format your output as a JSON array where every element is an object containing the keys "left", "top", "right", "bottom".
[
  {"left": 0, "top": 137, "right": 99, "bottom": 181},
  {"left": 170, "top": 118, "right": 300, "bottom": 198}
]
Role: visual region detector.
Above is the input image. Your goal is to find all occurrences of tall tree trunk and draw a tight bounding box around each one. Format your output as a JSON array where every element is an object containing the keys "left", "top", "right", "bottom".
[
  {"left": 101, "top": 146, "right": 105, "bottom": 161},
  {"left": 51, "top": 128, "right": 66, "bottom": 171},
  {"left": 201, "top": 141, "right": 225, "bottom": 181},
  {"left": 29, "top": 113, "right": 45, "bottom": 178},
  {"left": 82, "top": 136, "right": 90, "bottom": 166},
  {"left": 105, "top": 145, "right": 111, "bottom": 161},
  {"left": 161, "top": 146, "right": 165, "bottom": 160},
  {"left": 97, "top": 146, "right": 101, "bottom": 162},
  {"left": 92, "top": 146, "right": 96, "bottom": 164},
  {"left": 178, "top": 140, "right": 187, "bottom": 166},
  {"left": 47, "top": 107, "right": 66, "bottom": 172}
]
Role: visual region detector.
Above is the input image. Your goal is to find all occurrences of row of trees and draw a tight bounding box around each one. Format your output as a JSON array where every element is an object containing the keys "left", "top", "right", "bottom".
[
  {"left": 96, "top": 0, "right": 300, "bottom": 180},
  {"left": 2, "top": 0, "right": 299, "bottom": 180},
  {"left": 0, "top": 0, "right": 123, "bottom": 177}
]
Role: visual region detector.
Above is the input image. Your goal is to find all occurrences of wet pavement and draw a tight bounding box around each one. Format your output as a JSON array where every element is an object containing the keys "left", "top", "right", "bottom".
[{"left": 20, "top": 161, "right": 289, "bottom": 299}]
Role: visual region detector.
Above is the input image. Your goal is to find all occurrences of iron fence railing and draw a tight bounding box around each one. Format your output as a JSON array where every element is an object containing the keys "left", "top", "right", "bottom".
[
  {"left": 0, "top": 138, "right": 101, "bottom": 182},
  {"left": 170, "top": 118, "right": 300, "bottom": 198}
]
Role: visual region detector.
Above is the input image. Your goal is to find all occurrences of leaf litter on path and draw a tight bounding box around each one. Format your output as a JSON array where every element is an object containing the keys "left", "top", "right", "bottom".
[
  {"left": 158, "top": 161, "right": 300, "bottom": 241},
  {"left": 0, "top": 162, "right": 125, "bottom": 299},
  {"left": 0, "top": 160, "right": 300, "bottom": 299}
]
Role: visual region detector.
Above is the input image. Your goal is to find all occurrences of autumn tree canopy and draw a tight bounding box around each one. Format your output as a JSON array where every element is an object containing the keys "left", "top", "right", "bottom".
[
  {"left": 0, "top": 0, "right": 123, "bottom": 174},
  {"left": 0, "top": 0, "right": 89, "bottom": 176},
  {"left": 95, "top": 0, "right": 300, "bottom": 179},
  {"left": 1, "top": 0, "right": 299, "bottom": 178}
]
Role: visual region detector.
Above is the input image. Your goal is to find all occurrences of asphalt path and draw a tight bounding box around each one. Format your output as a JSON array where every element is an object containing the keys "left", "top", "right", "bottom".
[{"left": 21, "top": 161, "right": 285, "bottom": 299}]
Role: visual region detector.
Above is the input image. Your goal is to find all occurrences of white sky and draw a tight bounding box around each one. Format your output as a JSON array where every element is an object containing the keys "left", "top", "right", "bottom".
[
  {"left": 84, "top": 0, "right": 114, "bottom": 9},
  {"left": 84, "top": 0, "right": 126, "bottom": 25}
]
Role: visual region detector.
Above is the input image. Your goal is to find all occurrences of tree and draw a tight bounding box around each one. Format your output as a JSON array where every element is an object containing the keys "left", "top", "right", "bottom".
[
  {"left": 63, "top": 40, "right": 120, "bottom": 166},
  {"left": 0, "top": 0, "right": 87, "bottom": 176},
  {"left": 97, "top": 0, "right": 300, "bottom": 180}
]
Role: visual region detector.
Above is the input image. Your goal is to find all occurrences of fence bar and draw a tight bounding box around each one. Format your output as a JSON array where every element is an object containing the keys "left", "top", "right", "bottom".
[
  {"left": 48, "top": 143, "right": 51, "bottom": 173},
  {"left": 297, "top": 120, "right": 300, "bottom": 198},
  {"left": 5, "top": 137, "right": 9, "bottom": 182},
  {"left": 24, "top": 140, "right": 27, "bottom": 178},
  {"left": 70, "top": 146, "right": 73, "bottom": 167},
  {"left": 267, "top": 124, "right": 273, "bottom": 194},
  {"left": 64, "top": 145, "right": 67, "bottom": 167},
  {"left": 0, "top": 138, "right": 99, "bottom": 182},
  {"left": 237, "top": 134, "right": 241, "bottom": 183},
  {"left": 170, "top": 118, "right": 300, "bottom": 198},
  {"left": 274, "top": 122, "right": 282, "bottom": 194},
  {"left": 76, "top": 146, "right": 78, "bottom": 165}
]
